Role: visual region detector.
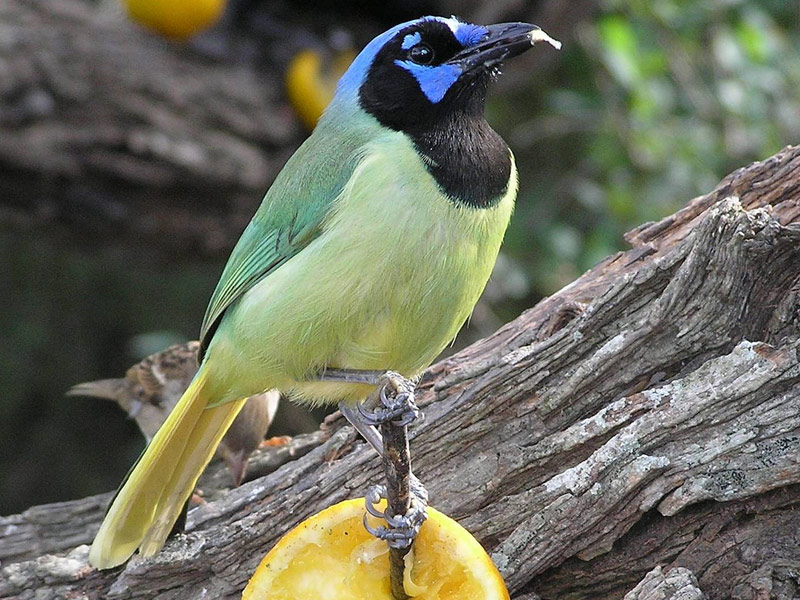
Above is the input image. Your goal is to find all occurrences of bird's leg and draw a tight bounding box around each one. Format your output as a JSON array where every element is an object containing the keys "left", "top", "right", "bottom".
[
  {"left": 358, "top": 374, "right": 420, "bottom": 428},
  {"left": 338, "top": 402, "right": 385, "bottom": 456},
  {"left": 363, "top": 483, "right": 428, "bottom": 547},
  {"left": 321, "top": 368, "right": 428, "bottom": 598},
  {"left": 370, "top": 382, "right": 428, "bottom": 600},
  {"left": 325, "top": 368, "right": 428, "bottom": 516},
  {"left": 338, "top": 394, "right": 429, "bottom": 548},
  {"left": 322, "top": 369, "right": 422, "bottom": 429},
  {"left": 337, "top": 399, "right": 429, "bottom": 509}
]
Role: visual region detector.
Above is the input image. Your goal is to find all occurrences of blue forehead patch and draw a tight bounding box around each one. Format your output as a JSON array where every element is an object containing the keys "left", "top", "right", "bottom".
[
  {"left": 394, "top": 60, "right": 461, "bottom": 103},
  {"left": 334, "top": 17, "right": 487, "bottom": 108},
  {"left": 335, "top": 18, "right": 419, "bottom": 102},
  {"left": 401, "top": 32, "right": 422, "bottom": 50},
  {"left": 452, "top": 22, "right": 488, "bottom": 47}
]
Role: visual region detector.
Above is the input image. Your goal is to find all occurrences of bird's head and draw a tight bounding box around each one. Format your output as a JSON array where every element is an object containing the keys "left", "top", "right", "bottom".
[{"left": 332, "top": 16, "right": 560, "bottom": 134}]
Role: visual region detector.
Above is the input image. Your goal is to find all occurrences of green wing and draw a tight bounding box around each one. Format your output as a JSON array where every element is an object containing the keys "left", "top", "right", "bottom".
[
  {"left": 198, "top": 121, "right": 370, "bottom": 359},
  {"left": 198, "top": 209, "right": 319, "bottom": 358}
]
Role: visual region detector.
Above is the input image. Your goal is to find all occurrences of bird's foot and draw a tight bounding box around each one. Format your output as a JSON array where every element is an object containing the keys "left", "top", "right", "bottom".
[
  {"left": 358, "top": 371, "right": 421, "bottom": 428},
  {"left": 363, "top": 481, "right": 429, "bottom": 549}
]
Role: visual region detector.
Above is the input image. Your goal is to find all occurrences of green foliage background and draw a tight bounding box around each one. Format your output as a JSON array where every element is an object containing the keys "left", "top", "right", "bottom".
[
  {"left": 490, "top": 0, "right": 800, "bottom": 324},
  {"left": 1, "top": 0, "right": 798, "bottom": 514}
]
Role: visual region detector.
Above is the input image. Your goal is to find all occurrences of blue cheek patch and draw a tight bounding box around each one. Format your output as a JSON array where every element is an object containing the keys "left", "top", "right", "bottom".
[
  {"left": 401, "top": 32, "right": 422, "bottom": 50},
  {"left": 394, "top": 60, "right": 461, "bottom": 103},
  {"left": 453, "top": 23, "right": 487, "bottom": 48}
]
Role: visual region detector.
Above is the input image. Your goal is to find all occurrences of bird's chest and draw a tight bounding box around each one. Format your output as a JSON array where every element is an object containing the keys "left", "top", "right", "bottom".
[
  {"left": 228, "top": 135, "right": 514, "bottom": 400},
  {"left": 316, "top": 141, "right": 513, "bottom": 368}
]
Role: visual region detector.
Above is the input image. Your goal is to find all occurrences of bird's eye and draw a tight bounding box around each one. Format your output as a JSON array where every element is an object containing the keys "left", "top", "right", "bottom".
[{"left": 408, "top": 43, "right": 434, "bottom": 65}]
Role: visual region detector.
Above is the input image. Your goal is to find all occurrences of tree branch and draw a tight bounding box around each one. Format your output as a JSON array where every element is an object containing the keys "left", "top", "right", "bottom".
[
  {"left": 0, "top": 0, "right": 300, "bottom": 253},
  {"left": 623, "top": 567, "right": 705, "bottom": 600},
  {"left": 0, "top": 432, "right": 325, "bottom": 565},
  {"left": 2, "top": 145, "right": 798, "bottom": 599}
]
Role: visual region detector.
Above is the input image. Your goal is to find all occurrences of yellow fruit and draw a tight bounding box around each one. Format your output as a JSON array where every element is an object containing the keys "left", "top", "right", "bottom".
[
  {"left": 243, "top": 498, "right": 510, "bottom": 600},
  {"left": 122, "top": 0, "right": 226, "bottom": 40},
  {"left": 285, "top": 48, "right": 356, "bottom": 130}
]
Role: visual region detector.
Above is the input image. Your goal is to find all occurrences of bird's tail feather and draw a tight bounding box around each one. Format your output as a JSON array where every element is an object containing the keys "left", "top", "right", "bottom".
[
  {"left": 66, "top": 379, "right": 125, "bottom": 401},
  {"left": 89, "top": 367, "right": 246, "bottom": 568}
]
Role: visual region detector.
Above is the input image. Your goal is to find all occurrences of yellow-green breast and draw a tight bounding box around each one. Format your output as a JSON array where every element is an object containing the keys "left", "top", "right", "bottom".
[{"left": 205, "top": 130, "right": 516, "bottom": 406}]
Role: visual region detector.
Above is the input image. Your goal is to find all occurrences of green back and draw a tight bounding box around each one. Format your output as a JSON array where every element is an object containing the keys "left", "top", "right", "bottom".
[{"left": 199, "top": 110, "right": 377, "bottom": 359}]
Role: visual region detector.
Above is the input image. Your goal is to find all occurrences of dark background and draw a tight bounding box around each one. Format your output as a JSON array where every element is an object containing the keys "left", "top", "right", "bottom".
[{"left": 2, "top": 0, "right": 798, "bottom": 515}]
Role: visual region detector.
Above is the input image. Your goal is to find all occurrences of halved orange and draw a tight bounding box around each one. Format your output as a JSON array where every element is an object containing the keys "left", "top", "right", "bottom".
[{"left": 243, "top": 498, "right": 509, "bottom": 599}]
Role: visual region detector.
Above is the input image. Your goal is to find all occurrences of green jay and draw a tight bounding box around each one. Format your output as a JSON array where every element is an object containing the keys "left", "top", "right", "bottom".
[{"left": 90, "top": 15, "right": 559, "bottom": 569}]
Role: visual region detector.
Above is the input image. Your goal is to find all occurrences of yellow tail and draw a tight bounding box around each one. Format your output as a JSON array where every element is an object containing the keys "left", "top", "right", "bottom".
[{"left": 89, "top": 367, "right": 246, "bottom": 568}]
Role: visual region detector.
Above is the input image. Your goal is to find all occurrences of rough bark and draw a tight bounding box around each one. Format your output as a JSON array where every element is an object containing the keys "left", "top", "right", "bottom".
[
  {"left": 1, "top": 145, "right": 798, "bottom": 599},
  {"left": 0, "top": 0, "right": 300, "bottom": 253},
  {"left": 0, "top": 433, "right": 325, "bottom": 565},
  {"left": 623, "top": 567, "right": 705, "bottom": 600}
]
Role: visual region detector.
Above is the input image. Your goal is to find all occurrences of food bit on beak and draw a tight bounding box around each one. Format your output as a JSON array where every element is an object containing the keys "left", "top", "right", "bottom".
[{"left": 530, "top": 28, "right": 562, "bottom": 50}]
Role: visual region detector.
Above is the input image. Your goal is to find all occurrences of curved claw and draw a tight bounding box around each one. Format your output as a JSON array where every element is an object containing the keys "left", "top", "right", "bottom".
[
  {"left": 363, "top": 514, "right": 387, "bottom": 538},
  {"left": 379, "top": 385, "right": 393, "bottom": 408},
  {"left": 356, "top": 401, "right": 382, "bottom": 426},
  {"left": 359, "top": 382, "right": 421, "bottom": 428},
  {"left": 392, "top": 391, "right": 420, "bottom": 425},
  {"left": 363, "top": 518, "right": 422, "bottom": 549},
  {"left": 364, "top": 484, "right": 388, "bottom": 519},
  {"left": 384, "top": 501, "right": 426, "bottom": 531},
  {"left": 362, "top": 515, "right": 389, "bottom": 540},
  {"left": 380, "top": 501, "right": 428, "bottom": 549},
  {"left": 362, "top": 481, "right": 429, "bottom": 549}
]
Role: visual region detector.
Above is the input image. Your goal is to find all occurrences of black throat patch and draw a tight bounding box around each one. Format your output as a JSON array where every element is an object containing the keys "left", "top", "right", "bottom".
[
  {"left": 407, "top": 112, "right": 511, "bottom": 208},
  {"left": 360, "top": 81, "right": 512, "bottom": 209},
  {"left": 358, "top": 21, "right": 512, "bottom": 208}
]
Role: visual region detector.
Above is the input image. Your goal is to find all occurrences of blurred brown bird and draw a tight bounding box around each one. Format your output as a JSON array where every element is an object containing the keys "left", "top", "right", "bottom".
[{"left": 67, "top": 341, "right": 279, "bottom": 486}]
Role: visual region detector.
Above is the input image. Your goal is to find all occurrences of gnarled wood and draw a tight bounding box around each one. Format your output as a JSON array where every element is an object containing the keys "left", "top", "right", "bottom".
[
  {"left": 0, "top": 432, "right": 325, "bottom": 565},
  {"left": 0, "top": 0, "right": 300, "bottom": 253},
  {"left": 1, "top": 144, "right": 798, "bottom": 599},
  {"left": 623, "top": 567, "right": 705, "bottom": 600}
]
